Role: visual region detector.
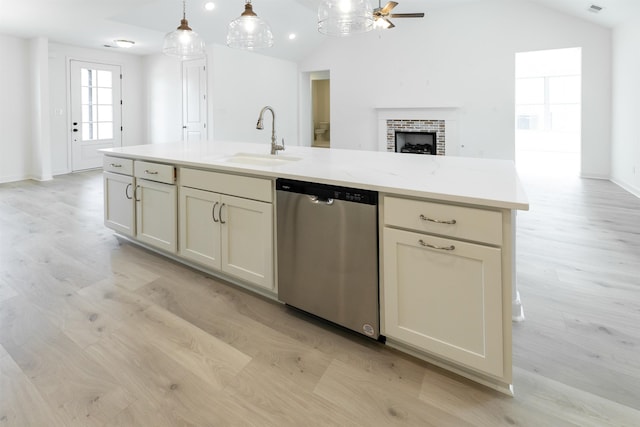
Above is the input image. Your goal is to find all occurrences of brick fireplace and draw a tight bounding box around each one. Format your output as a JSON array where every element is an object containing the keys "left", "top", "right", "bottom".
[
  {"left": 376, "top": 107, "right": 459, "bottom": 155},
  {"left": 387, "top": 119, "right": 445, "bottom": 155}
]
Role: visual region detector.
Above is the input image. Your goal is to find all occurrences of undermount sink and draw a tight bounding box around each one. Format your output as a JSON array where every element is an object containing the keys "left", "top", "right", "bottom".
[{"left": 218, "top": 152, "right": 302, "bottom": 166}]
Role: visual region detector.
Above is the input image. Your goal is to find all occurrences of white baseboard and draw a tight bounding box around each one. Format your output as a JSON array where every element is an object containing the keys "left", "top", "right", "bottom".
[{"left": 610, "top": 177, "right": 640, "bottom": 199}]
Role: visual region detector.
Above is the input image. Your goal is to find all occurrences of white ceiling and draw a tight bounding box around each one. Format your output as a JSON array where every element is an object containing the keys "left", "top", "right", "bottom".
[{"left": 0, "top": 0, "right": 636, "bottom": 61}]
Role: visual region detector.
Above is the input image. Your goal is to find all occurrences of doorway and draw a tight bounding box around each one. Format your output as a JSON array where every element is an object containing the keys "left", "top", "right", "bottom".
[
  {"left": 515, "top": 48, "right": 582, "bottom": 177},
  {"left": 69, "top": 60, "right": 122, "bottom": 171},
  {"left": 312, "top": 78, "right": 330, "bottom": 148}
]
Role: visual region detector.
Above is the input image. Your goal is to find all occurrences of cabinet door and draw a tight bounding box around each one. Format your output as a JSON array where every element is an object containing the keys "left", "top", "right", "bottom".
[
  {"left": 136, "top": 179, "right": 177, "bottom": 253},
  {"left": 220, "top": 194, "right": 274, "bottom": 290},
  {"left": 179, "top": 187, "right": 221, "bottom": 269},
  {"left": 103, "top": 172, "right": 135, "bottom": 237},
  {"left": 383, "top": 227, "right": 504, "bottom": 377}
]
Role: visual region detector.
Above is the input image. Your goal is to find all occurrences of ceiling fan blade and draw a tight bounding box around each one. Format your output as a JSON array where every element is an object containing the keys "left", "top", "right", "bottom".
[
  {"left": 380, "top": 1, "right": 399, "bottom": 16},
  {"left": 390, "top": 13, "right": 425, "bottom": 18},
  {"left": 386, "top": 19, "right": 396, "bottom": 29}
]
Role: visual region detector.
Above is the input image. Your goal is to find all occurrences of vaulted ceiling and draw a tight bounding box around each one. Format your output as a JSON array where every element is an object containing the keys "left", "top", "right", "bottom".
[{"left": 0, "top": 0, "right": 636, "bottom": 61}]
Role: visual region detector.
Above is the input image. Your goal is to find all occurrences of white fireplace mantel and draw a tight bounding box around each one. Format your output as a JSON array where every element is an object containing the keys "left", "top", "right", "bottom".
[{"left": 376, "top": 107, "right": 461, "bottom": 155}]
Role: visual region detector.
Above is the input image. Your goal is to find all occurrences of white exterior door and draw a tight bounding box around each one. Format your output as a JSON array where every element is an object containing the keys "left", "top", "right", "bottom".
[
  {"left": 70, "top": 61, "right": 122, "bottom": 171},
  {"left": 182, "top": 59, "right": 207, "bottom": 141}
]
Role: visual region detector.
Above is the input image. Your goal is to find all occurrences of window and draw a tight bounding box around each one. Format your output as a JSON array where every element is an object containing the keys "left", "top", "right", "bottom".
[{"left": 81, "top": 68, "right": 114, "bottom": 141}]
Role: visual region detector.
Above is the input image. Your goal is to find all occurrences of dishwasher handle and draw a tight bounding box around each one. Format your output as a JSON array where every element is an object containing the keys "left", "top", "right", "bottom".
[{"left": 309, "top": 195, "right": 334, "bottom": 205}]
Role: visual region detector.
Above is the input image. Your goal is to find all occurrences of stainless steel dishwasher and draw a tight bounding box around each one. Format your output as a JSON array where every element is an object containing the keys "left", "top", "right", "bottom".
[{"left": 276, "top": 178, "right": 380, "bottom": 339}]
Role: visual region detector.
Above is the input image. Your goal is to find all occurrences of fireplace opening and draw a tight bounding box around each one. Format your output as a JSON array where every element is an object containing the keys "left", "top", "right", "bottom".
[{"left": 395, "top": 131, "right": 437, "bottom": 155}]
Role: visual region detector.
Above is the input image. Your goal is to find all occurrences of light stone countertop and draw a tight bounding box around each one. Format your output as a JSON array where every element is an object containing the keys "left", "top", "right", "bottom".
[{"left": 103, "top": 141, "right": 529, "bottom": 211}]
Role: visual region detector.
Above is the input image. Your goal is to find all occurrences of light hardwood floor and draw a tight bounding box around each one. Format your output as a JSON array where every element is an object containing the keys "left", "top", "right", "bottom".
[{"left": 1, "top": 169, "right": 639, "bottom": 426}]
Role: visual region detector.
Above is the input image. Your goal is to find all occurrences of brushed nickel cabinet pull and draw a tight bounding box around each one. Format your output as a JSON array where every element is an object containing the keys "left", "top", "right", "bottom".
[
  {"left": 144, "top": 170, "right": 159, "bottom": 175},
  {"left": 419, "top": 214, "right": 457, "bottom": 225},
  {"left": 110, "top": 163, "right": 122, "bottom": 168},
  {"left": 212, "top": 202, "right": 219, "bottom": 223},
  {"left": 419, "top": 239, "right": 455, "bottom": 251},
  {"left": 219, "top": 203, "right": 226, "bottom": 224},
  {"left": 125, "top": 183, "right": 132, "bottom": 200}
]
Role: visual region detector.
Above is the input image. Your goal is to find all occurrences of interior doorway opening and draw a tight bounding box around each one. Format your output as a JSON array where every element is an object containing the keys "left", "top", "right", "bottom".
[
  {"left": 515, "top": 47, "right": 582, "bottom": 178},
  {"left": 311, "top": 77, "right": 330, "bottom": 148}
]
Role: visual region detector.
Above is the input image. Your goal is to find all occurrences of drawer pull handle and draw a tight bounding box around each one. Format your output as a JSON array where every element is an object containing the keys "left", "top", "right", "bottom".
[
  {"left": 419, "top": 239, "right": 455, "bottom": 251},
  {"left": 420, "top": 214, "right": 457, "bottom": 225},
  {"left": 110, "top": 163, "right": 122, "bottom": 168},
  {"left": 144, "top": 170, "right": 159, "bottom": 175}
]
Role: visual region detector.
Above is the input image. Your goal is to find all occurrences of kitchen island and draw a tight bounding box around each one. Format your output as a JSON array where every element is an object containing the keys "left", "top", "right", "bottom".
[{"left": 101, "top": 141, "right": 529, "bottom": 395}]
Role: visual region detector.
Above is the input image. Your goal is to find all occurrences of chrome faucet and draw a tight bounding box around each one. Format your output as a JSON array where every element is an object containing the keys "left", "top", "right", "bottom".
[{"left": 256, "top": 106, "right": 285, "bottom": 155}]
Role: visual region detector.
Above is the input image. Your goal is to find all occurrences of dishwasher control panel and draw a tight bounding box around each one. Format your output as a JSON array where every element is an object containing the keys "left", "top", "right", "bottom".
[{"left": 276, "top": 179, "right": 378, "bottom": 205}]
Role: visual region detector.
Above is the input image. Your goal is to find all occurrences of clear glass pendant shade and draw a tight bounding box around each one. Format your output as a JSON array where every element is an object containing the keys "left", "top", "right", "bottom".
[
  {"left": 162, "top": 1, "right": 206, "bottom": 59},
  {"left": 318, "top": 0, "right": 374, "bottom": 36},
  {"left": 226, "top": 2, "right": 273, "bottom": 50}
]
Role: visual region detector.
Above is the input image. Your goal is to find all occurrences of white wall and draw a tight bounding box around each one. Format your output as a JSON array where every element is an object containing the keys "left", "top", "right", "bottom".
[
  {"left": 299, "top": 0, "right": 612, "bottom": 178},
  {"left": 209, "top": 44, "right": 298, "bottom": 147},
  {"left": 143, "top": 43, "right": 298, "bottom": 149},
  {"left": 0, "top": 34, "right": 31, "bottom": 183},
  {"left": 611, "top": 18, "right": 640, "bottom": 197},
  {"left": 48, "top": 43, "right": 144, "bottom": 175},
  {"left": 142, "top": 53, "right": 183, "bottom": 144}
]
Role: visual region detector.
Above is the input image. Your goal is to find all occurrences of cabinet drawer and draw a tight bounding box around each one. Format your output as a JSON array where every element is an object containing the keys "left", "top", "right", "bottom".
[
  {"left": 180, "top": 168, "right": 272, "bottom": 203},
  {"left": 134, "top": 161, "right": 176, "bottom": 184},
  {"left": 384, "top": 197, "right": 502, "bottom": 245},
  {"left": 103, "top": 156, "right": 133, "bottom": 175}
]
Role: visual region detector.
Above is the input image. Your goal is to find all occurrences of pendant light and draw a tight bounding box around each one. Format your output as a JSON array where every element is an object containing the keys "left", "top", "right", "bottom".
[
  {"left": 226, "top": 1, "right": 273, "bottom": 50},
  {"left": 318, "top": 0, "right": 374, "bottom": 36},
  {"left": 163, "top": 0, "right": 206, "bottom": 59}
]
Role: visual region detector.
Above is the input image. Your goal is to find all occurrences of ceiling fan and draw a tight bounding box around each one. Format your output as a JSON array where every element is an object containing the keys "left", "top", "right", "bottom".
[{"left": 373, "top": 1, "right": 425, "bottom": 29}]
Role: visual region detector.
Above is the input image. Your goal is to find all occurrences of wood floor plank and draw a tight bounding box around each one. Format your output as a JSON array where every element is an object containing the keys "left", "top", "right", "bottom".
[
  {"left": 0, "top": 350, "right": 67, "bottom": 427},
  {"left": 5, "top": 332, "right": 135, "bottom": 426},
  {"left": 314, "top": 358, "right": 473, "bottom": 426},
  {"left": 132, "top": 304, "right": 252, "bottom": 389}
]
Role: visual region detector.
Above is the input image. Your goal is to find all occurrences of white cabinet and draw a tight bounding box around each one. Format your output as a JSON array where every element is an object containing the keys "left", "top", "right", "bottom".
[
  {"left": 382, "top": 196, "right": 507, "bottom": 380},
  {"left": 103, "top": 157, "right": 135, "bottom": 237},
  {"left": 135, "top": 178, "right": 177, "bottom": 253},
  {"left": 103, "top": 157, "right": 177, "bottom": 253},
  {"left": 179, "top": 168, "right": 274, "bottom": 291}
]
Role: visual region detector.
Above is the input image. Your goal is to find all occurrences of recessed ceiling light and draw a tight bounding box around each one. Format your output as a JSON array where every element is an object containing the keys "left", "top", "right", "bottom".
[
  {"left": 588, "top": 4, "right": 603, "bottom": 13},
  {"left": 288, "top": 33, "right": 297, "bottom": 40},
  {"left": 114, "top": 39, "right": 135, "bottom": 48},
  {"left": 204, "top": 1, "right": 215, "bottom": 11}
]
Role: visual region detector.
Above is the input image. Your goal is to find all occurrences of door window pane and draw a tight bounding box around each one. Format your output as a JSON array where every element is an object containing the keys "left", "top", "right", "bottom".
[
  {"left": 82, "top": 123, "right": 96, "bottom": 141},
  {"left": 98, "top": 70, "right": 112, "bottom": 88},
  {"left": 97, "top": 88, "right": 112, "bottom": 104},
  {"left": 98, "top": 105, "right": 113, "bottom": 122},
  {"left": 80, "top": 67, "right": 114, "bottom": 141},
  {"left": 98, "top": 123, "right": 113, "bottom": 140}
]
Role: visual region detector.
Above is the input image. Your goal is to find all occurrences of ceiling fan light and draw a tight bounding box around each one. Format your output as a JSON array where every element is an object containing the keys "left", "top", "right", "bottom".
[
  {"left": 318, "top": 0, "right": 374, "bottom": 37},
  {"left": 373, "top": 17, "right": 391, "bottom": 29},
  {"left": 163, "top": 0, "right": 206, "bottom": 59},
  {"left": 227, "top": 1, "right": 274, "bottom": 50}
]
